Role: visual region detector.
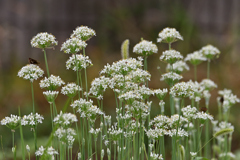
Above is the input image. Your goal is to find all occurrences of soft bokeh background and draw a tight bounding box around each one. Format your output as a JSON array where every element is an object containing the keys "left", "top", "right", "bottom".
[{"left": 1, "top": 0, "right": 240, "bottom": 159}]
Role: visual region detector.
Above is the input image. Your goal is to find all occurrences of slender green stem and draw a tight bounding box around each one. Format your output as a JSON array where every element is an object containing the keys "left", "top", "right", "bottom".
[
  {"left": 114, "top": 143, "right": 116, "bottom": 160},
  {"left": 194, "top": 65, "right": 197, "bottom": 81},
  {"left": 207, "top": 59, "right": 210, "bottom": 79},
  {"left": 72, "top": 99, "right": 81, "bottom": 149},
  {"left": 74, "top": 54, "right": 81, "bottom": 100},
  {"left": 18, "top": 107, "right": 25, "bottom": 160},
  {"left": 204, "top": 104, "right": 210, "bottom": 158},
  {"left": 83, "top": 47, "right": 89, "bottom": 100},
  {"left": 33, "top": 127, "right": 37, "bottom": 154},
  {"left": 31, "top": 82, "right": 35, "bottom": 114},
  {"left": 50, "top": 103, "right": 54, "bottom": 132},
  {"left": 43, "top": 49, "right": 50, "bottom": 77},
  {"left": 95, "top": 138, "right": 98, "bottom": 160},
  {"left": 12, "top": 131, "right": 14, "bottom": 151}
]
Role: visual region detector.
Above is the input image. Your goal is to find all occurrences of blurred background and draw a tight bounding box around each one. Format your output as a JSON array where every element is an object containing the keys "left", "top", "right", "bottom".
[{"left": 1, "top": 0, "right": 240, "bottom": 159}]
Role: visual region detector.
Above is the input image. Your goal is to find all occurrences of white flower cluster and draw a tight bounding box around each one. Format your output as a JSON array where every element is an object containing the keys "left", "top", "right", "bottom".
[
  {"left": 154, "top": 88, "right": 168, "bottom": 100},
  {"left": 125, "top": 100, "right": 150, "bottom": 119},
  {"left": 86, "top": 105, "right": 104, "bottom": 123},
  {"left": 133, "top": 40, "right": 158, "bottom": 56},
  {"left": 71, "top": 26, "right": 96, "bottom": 41},
  {"left": 35, "top": 146, "right": 58, "bottom": 157},
  {"left": 88, "top": 76, "right": 110, "bottom": 99},
  {"left": 39, "top": 75, "right": 65, "bottom": 90},
  {"left": 213, "top": 121, "right": 234, "bottom": 135},
  {"left": 43, "top": 90, "right": 59, "bottom": 104},
  {"left": 160, "top": 49, "right": 183, "bottom": 64},
  {"left": 200, "top": 44, "right": 220, "bottom": 59},
  {"left": 185, "top": 51, "right": 207, "bottom": 65},
  {"left": 100, "top": 58, "right": 143, "bottom": 77},
  {"left": 61, "top": 83, "right": 81, "bottom": 98},
  {"left": 61, "top": 37, "right": 87, "bottom": 54},
  {"left": 166, "top": 60, "right": 189, "bottom": 74},
  {"left": 195, "top": 111, "right": 214, "bottom": 123},
  {"left": 186, "top": 80, "right": 204, "bottom": 101},
  {"left": 219, "top": 152, "right": 235, "bottom": 159},
  {"left": 150, "top": 152, "right": 163, "bottom": 160},
  {"left": 157, "top": 27, "right": 183, "bottom": 43},
  {"left": 126, "top": 68, "right": 151, "bottom": 84},
  {"left": 66, "top": 54, "right": 92, "bottom": 71},
  {"left": 21, "top": 113, "right": 44, "bottom": 128},
  {"left": 107, "top": 125, "right": 123, "bottom": 143},
  {"left": 160, "top": 72, "right": 182, "bottom": 85},
  {"left": 71, "top": 98, "right": 93, "bottom": 110},
  {"left": 54, "top": 127, "right": 76, "bottom": 147},
  {"left": 89, "top": 127, "right": 101, "bottom": 137},
  {"left": 218, "top": 89, "right": 240, "bottom": 112},
  {"left": 200, "top": 79, "right": 217, "bottom": 91},
  {"left": 53, "top": 111, "right": 78, "bottom": 127},
  {"left": 18, "top": 64, "right": 44, "bottom": 82},
  {"left": 181, "top": 105, "right": 198, "bottom": 119},
  {"left": 170, "top": 82, "right": 194, "bottom": 98},
  {"left": 1, "top": 114, "right": 21, "bottom": 130},
  {"left": 31, "top": 32, "right": 58, "bottom": 49}
]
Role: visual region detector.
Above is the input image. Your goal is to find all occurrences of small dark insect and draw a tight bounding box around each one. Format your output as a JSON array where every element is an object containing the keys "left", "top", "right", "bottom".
[
  {"left": 29, "top": 58, "right": 40, "bottom": 65},
  {"left": 220, "top": 96, "right": 224, "bottom": 104},
  {"left": 200, "top": 107, "right": 208, "bottom": 112},
  {"left": 151, "top": 124, "right": 156, "bottom": 129}
]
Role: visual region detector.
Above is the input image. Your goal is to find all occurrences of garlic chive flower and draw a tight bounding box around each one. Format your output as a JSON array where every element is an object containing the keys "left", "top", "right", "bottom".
[
  {"left": 126, "top": 68, "right": 151, "bottom": 84},
  {"left": 66, "top": 54, "right": 93, "bottom": 71},
  {"left": 218, "top": 89, "right": 240, "bottom": 112},
  {"left": 185, "top": 51, "right": 207, "bottom": 65},
  {"left": 200, "top": 79, "right": 217, "bottom": 91},
  {"left": 133, "top": 39, "right": 158, "bottom": 56},
  {"left": 200, "top": 44, "right": 220, "bottom": 59},
  {"left": 160, "top": 49, "right": 183, "bottom": 64},
  {"left": 88, "top": 76, "right": 110, "bottom": 99},
  {"left": 53, "top": 111, "right": 78, "bottom": 128},
  {"left": 166, "top": 60, "right": 189, "bottom": 74},
  {"left": 71, "top": 26, "right": 96, "bottom": 41},
  {"left": 157, "top": 27, "right": 183, "bottom": 43},
  {"left": 154, "top": 88, "right": 168, "bottom": 100},
  {"left": 160, "top": 72, "right": 182, "bottom": 85},
  {"left": 31, "top": 32, "right": 58, "bottom": 49},
  {"left": 219, "top": 152, "right": 236, "bottom": 159},
  {"left": 21, "top": 113, "right": 44, "bottom": 128},
  {"left": 43, "top": 90, "right": 59, "bottom": 104},
  {"left": 181, "top": 105, "right": 198, "bottom": 120},
  {"left": 61, "top": 37, "right": 87, "bottom": 54},
  {"left": 194, "top": 111, "right": 213, "bottom": 124},
  {"left": 150, "top": 152, "right": 163, "bottom": 160},
  {"left": 35, "top": 146, "right": 45, "bottom": 156},
  {"left": 39, "top": 75, "right": 65, "bottom": 90},
  {"left": 61, "top": 83, "right": 81, "bottom": 98},
  {"left": 170, "top": 82, "right": 194, "bottom": 98},
  {"left": 1, "top": 114, "right": 21, "bottom": 130},
  {"left": 54, "top": 127, "right": 76, "bottom": 146},
  {"left": 18, "top": 64, "right": 44, "bottom": 82},
  {"left": 35, "top": 146, "right": 58, "bottom": 158}
]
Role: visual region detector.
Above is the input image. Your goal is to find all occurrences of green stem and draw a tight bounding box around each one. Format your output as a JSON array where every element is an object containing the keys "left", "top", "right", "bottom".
[
  {"left": 207, "top": 59, "right": 210, "bottom": 79},
  {"left": 74, "top": 54, "right": 81, "bottom": 100},
  {"left": 18, "top": 107, "right": 25, "bottom": 160},
  {"left": 83, "top": 47, "right": 89, "bottom": 100},
  {"left": 72, "top": 99, "right": 81, "bottom": 150},
  {"left": 204, "top": 105, "right": 210, "bottom": 158},
  {"left": 194, "top": 65, "right": 197, "bottom": 81},
  {"left": 31, "top": 82, "right": 35, "bottom": 114},
  {"left": 43, "top": 49, "right": 50, "bottom": 77}
]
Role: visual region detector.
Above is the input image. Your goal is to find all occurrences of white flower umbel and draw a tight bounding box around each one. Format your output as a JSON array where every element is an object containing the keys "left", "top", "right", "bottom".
[
  {"left": 1, "top": 114, "right": 21, "bottom": 130},
  {"left": 186, "top": 80, "right": 204, "bottom": 101},
  {"left": 167, "top": 114, "right": 188, "bottom": 128},
  {"left": 153, "top": 88, "right": 168, "bottom": 100},
  {"left": 181, "top": 105, "right": 198, "bottom": 120},
  {"left": 150, "top": 152, "right": 163, "bottom": 160},
  {"left": 194, "top": 111, "right": 213, "bottom": 124},
  {"left": 126, "top": 68, "right": 151, "bottom": 84},
  {"left": 61, "top": 37, "right": 87, "bottom": 54},
  {"left": 71, "top": 26, "right": 96, "bottom": 41},
  {"left": 21, "top": 113, "right": 44, "bottom": 128},
  {"left": 31, "top": 32, "right": 58, "bottom": 49},
  {"left": 35, "top": 146, "right": 45, "bottom": 156},
  {"left": 39, "top": 75, "right": 65, "bottom": 90},
  {"left": 66, "top": 54, "right": 93, "bottom": 71},
  {"left": 100, "top": 58, "right": 143, "bottom": 77},
  {"left": 200, "top": 44, "right": 220, "bottom": 60},
  {"left": 54, "top": 127, "right": 76, "bottom": 146},
  {"left": 53, "top": 111, "right": 78, "bottom": 128},
  {"left": 166, "top": 60, "right": 189, "bottom": 74},
  {"left": 47, "top": 146, "right": 58, "bottom": 156},
  {"left": 157, "top": 27, "right": 183, "bottom": 43},
  {"left": 107, "top": 125, "right": 123, "bottom": 144},
  {"left": 160, "top": 49, "right": 183, "bottom": 64},
  {"left": 218, "top": 89, "right": 240, "bottom": 111},
  {"left": 166, "top": 128, "right": 188, "bottom": 137},
  {"left": 43, "top": 90, "right": 59, "bottom": 104},
  {"left": 200, "top": 79, "right": 217, "bottom": 91},
  {"left": 86, "top": 105, "right": 104, "bottom": 123},
  {"left": 88, "top": 76, "right": 110, "bottom": 99},
  {"left": 71, "top": 98, "right": 93, "bottom": 111},
  {"left": 18, "top": 64, "right": 44, "bottom": 82},
  {"left": 185, "top": 51, "right": 207, "bottom": 65},
  {"left": 170, "top": 82, "right": 194, "bottom": 98},
  {"left": 133, "top": 39, "right": 158, "bottom": 56},
  {"left": 160, "top": 72, "right": 182, "bottom": 85},
  {"left": 219, "top": 152, "right": 235, "bottom": 159},
  {"left": 61, "top": 83, "right": 81, "bottom": 98}
]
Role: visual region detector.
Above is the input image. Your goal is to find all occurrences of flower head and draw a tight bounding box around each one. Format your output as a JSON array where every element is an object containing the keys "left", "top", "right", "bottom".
[
  {"left": 200, "top": 44, "right": 220, "bottom": 59},
  {"left": 185, "top": 51, "right": 207, "bottom": 65},
  {"left": 53, "top": 111, "right": 78, "bottom": 128},
  {"left": 18, "top": 64, "right": 44, "bottom": 82},
  {"left": 88, "top": 76, "right": 110, "bottom": 99},
  {"left": 160, "top": 72, "right": 182, "bottom": 85},
  {"left": 157, "top": 27, "right": 183, "bottom": 43},
  {"left": 61, "top": 83, "right": 81, "bottom": 98},
  {"left": 31, "top": 32, "right": 58, "bottom": 49},
  {"left": 21, "top": 113, "right": 44, "bottom": 128},
  {"left": 61, "top": 37, "right": 87, "bottom": 54},
  {"left": 160, "top": 50, "right": 183, "bottom": 64},
  {"left": 1, "top": 114, "right": 21, "bottom": 130},
  {"left": 153, "top": 88, "right": 168, "bottom": 100},
  {"left": 39, "top": 75, "right": 65, "bottom": 90},
  {"left": 166, "top": 60, "right": 189, "bottom": 74},
  {"left": 170, "top": 82, "right": 194, "bottom": 98},
  {"left": 43, "top": 90, "right": 59, "bottom": 104},
  {"left": 54, "top": 127, "right": 76, "bottom": 147},
  {"left": 200, "top": 79, "right": 217, "bottom": 91},
  {"left": 66, "top": 54, "right": 93, "bottom": 71},
  {"left": 133, "top": 40, "right": 158, "bottom": 56},
  {"left": 71, "top": 26, "right": 96, "bottom": 41}
]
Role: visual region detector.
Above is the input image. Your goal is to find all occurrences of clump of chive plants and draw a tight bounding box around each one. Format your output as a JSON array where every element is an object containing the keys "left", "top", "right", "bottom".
[{"left": 0, "top": 26, "right": 239, "bottom": 160}]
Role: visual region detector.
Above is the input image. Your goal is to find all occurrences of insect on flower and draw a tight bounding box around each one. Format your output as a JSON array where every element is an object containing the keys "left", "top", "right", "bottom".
[{"left": 29, "top": 58, "right": 40, "bottom": 65}]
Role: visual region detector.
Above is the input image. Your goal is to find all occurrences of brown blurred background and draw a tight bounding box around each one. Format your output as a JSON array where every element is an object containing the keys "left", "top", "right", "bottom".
[{"left": 1, "top": 0, "right": 240, "bottom": 158}]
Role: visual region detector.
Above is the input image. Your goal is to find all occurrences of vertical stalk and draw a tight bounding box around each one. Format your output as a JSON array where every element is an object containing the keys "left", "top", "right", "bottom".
[
  {"left": 74, "top": 54, "right": 81, "bottom": 100},
  {"left": 204, "top": 104, "right": 210, "bottom": 158},
  {"left": 72, "top": 99, "right": 81, "bottom": 149},
  {"left": 18, "top": 107, "right": 25, "bottom": 160},
  {"left": 194, "top": 65, "right": 197, "bottom": 81},
  {"left": 207, "top": 59, "right": 210, "bottom": 79},
  {"left": 43, "top": 49, "right": 50, "bottom": 77},
  {"left": 83, "top": 47, "right": 89, "bottom": 100},
  {"left": 31, "top": 82, "right": 35, "bottom": 114}
]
